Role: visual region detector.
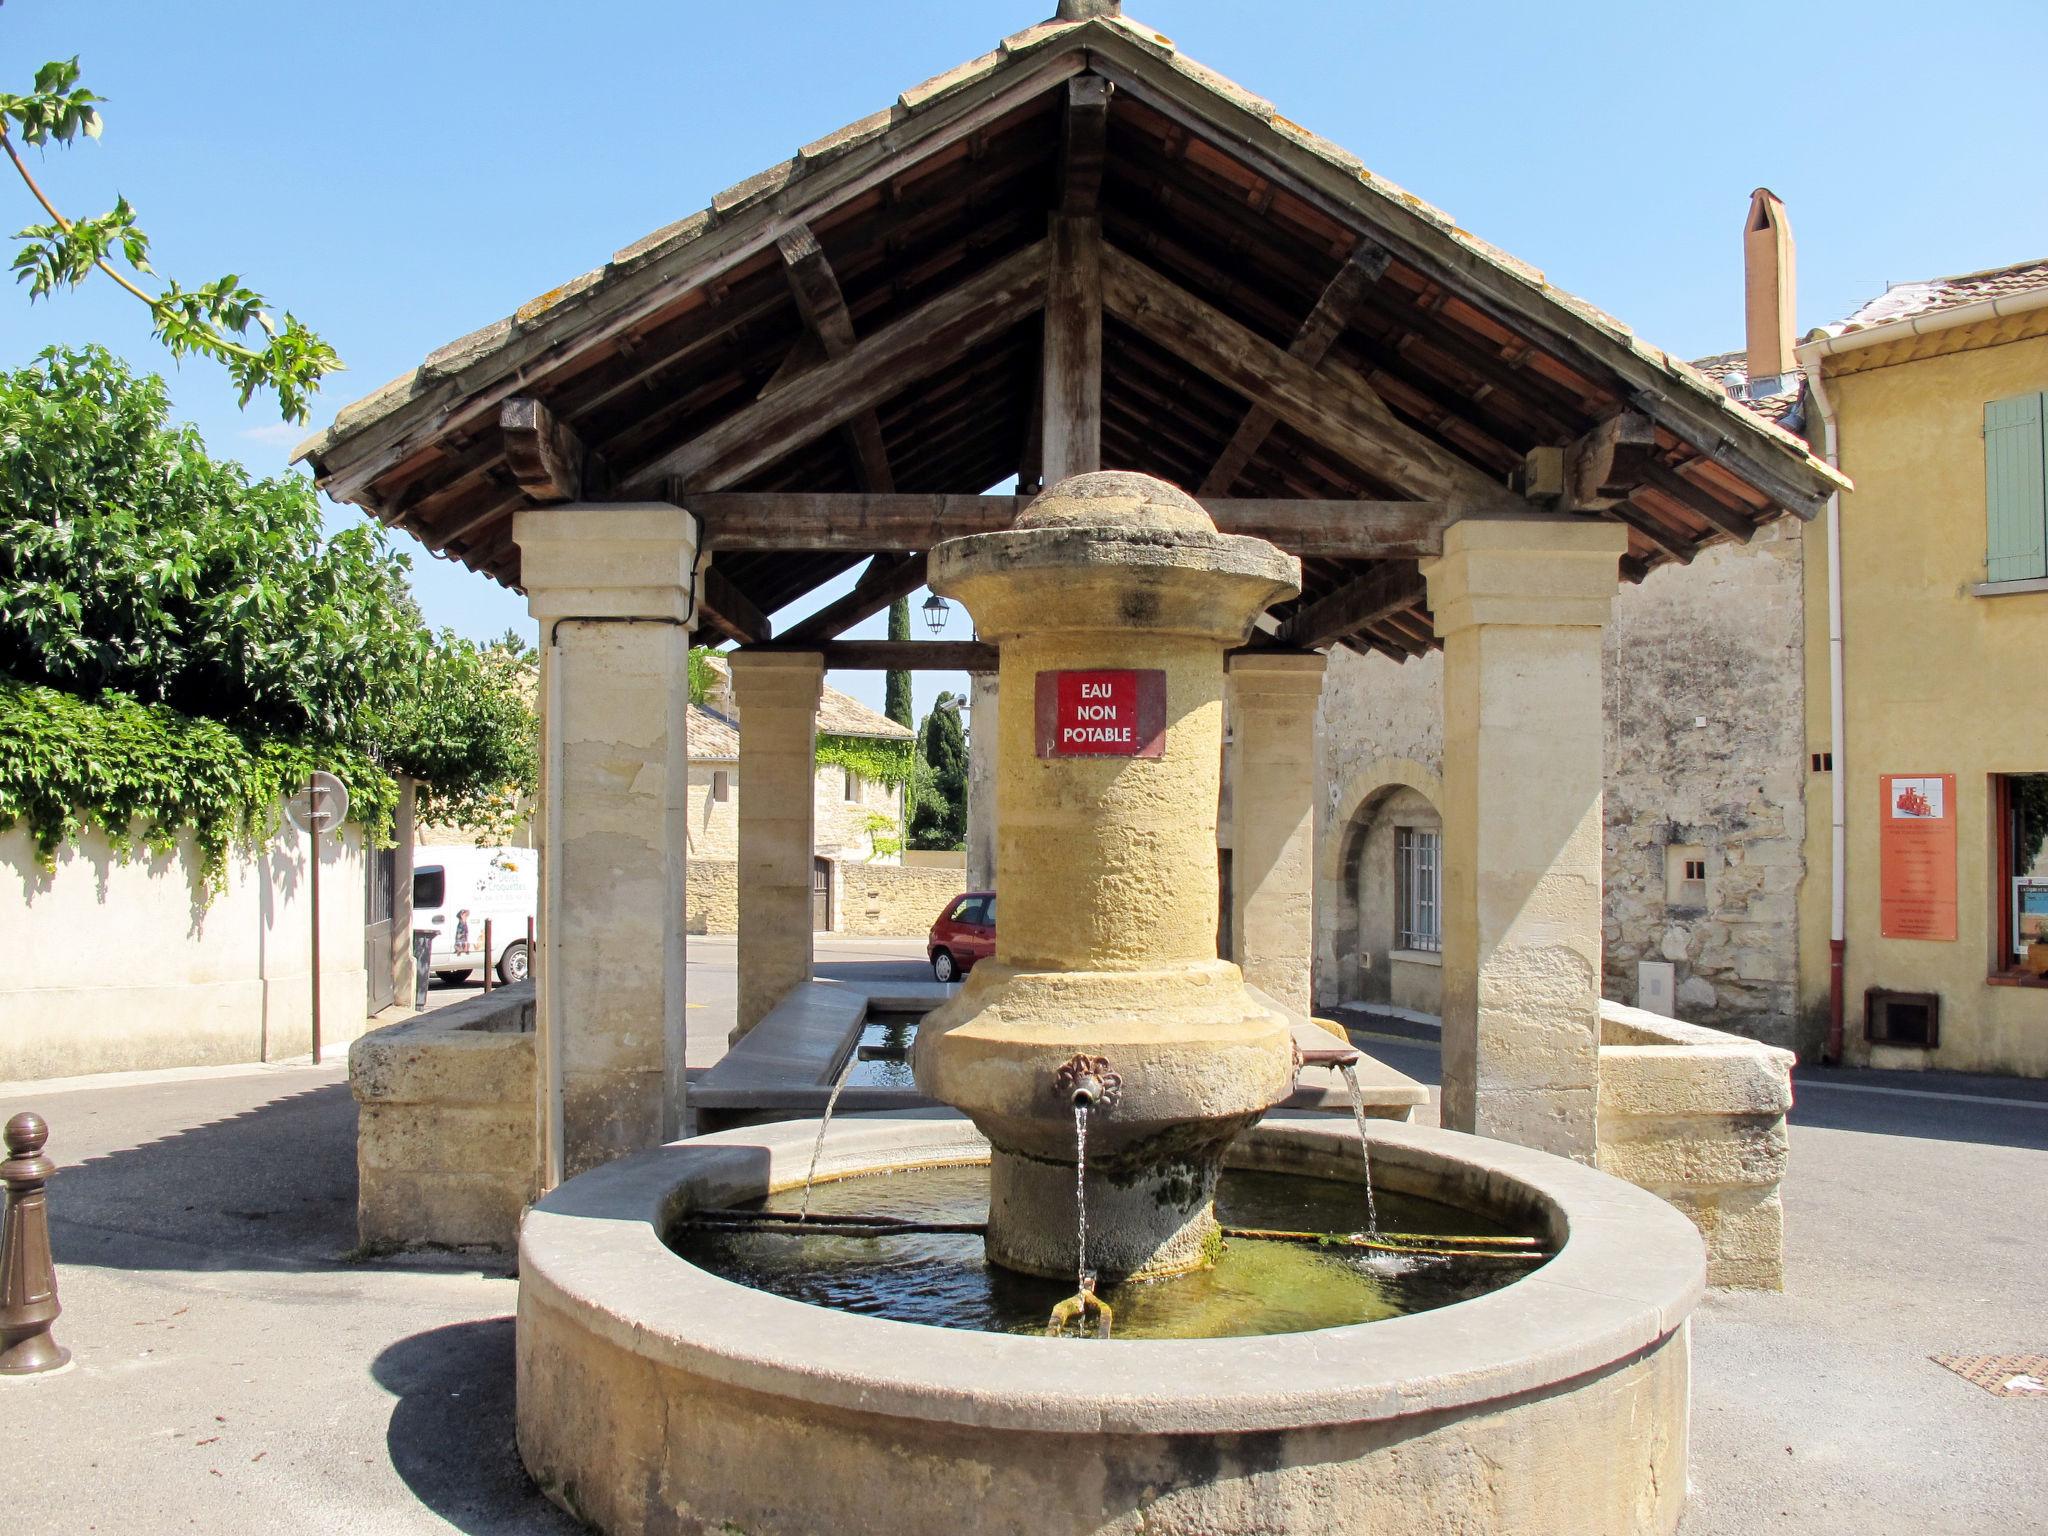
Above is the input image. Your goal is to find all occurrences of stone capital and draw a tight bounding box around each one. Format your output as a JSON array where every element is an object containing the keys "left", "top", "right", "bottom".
[
  {"left": 729, "top": 649, "right": 826, "bottom": 705},
  {"left": 1225, "top": 650, "right": 1327, "bottom": 696},
  {"left": 514, "top": 503, "right": 699, "bottom": 623},
  {"left": 1422, "top": 517, "right": 1629, "bottom": 636}
]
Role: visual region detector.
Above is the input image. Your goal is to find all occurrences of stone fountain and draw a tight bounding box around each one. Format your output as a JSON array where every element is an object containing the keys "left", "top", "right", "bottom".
[
  {"left": 913, "top": 471, "right": 1300, "bottom": 1281},
  {"left": 515, "top": 472, "right": 1707, "bottom": 1536}
]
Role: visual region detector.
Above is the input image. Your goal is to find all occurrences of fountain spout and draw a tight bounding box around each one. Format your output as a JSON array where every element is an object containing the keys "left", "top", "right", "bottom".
[
  {"left": 1296, "top": 1045, "right": 1361, "bottom": 1073},
  {"left": 1054, "top": 1054, "right": 1122, "bottom": 1111}
]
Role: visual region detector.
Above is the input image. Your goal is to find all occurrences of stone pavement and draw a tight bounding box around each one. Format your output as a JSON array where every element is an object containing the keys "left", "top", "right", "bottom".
[{"left": 4, "top": 951, "right": 2042, "bottom": 1533}]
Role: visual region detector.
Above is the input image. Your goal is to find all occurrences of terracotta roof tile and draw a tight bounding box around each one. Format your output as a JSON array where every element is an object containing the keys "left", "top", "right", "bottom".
[
  {"left": 1832, "top": 257, "right": 2048, "bottom": 334},
  {"left": 1689, "top": 350, "right": 1804, "bottom": 427}
]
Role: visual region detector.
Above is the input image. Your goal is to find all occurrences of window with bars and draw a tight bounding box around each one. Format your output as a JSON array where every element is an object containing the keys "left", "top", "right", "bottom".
[{"left": 1396, "top": 826, "right": 1442, "bottom": 953}]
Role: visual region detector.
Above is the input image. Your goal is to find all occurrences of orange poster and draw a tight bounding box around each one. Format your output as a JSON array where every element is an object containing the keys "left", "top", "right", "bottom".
[{"left": 1879, "top": 774, "right": 1957, "bottom": 941}]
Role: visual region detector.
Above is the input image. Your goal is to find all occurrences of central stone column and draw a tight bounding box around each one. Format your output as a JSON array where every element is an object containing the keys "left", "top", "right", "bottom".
[{"left": 913, "top": 472, "right": 1301, "bottom": 1280}]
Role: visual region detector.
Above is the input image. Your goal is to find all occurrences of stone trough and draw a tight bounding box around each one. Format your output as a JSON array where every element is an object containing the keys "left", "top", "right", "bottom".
[{"left": 518, "top": 1111, "right": 1705, "bottom": 1536}]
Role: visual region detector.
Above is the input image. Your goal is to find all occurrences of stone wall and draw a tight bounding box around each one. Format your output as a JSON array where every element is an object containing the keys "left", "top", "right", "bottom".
[
  {"left": 1595, "top": 1000, "right": 1793, "bottom": 1289},
  {"left": 1601, "top": 525, "right": 1808, "bottom": 1052},
  {"left": 1313, "top": 526, "right": 1809, "bottom": 1052},
  {"left": 838, "top": 863, "right": 967, "bottom": 937},
  {"left": 350, "top": 982, "right": 538, "bottom": 1252},
  {"left": 0, "top": 811, "right": 378, "bottom": 1080},
  {"left": 687, "top": 858, "right": 740, "bottom": 935}
]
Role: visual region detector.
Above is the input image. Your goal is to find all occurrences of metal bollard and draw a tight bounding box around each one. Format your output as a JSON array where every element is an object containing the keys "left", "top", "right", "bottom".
[
  {"left": 0, "top": 1112, "right": 70, "bottom": 1374},
  {"left": 483, "top": 918, "right": 495, "bottom": 994}
]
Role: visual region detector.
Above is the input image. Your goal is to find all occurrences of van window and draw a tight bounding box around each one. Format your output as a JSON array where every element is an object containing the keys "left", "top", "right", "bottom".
[{"left": 414, "top": 867, "right": 446, "bottom": 909}]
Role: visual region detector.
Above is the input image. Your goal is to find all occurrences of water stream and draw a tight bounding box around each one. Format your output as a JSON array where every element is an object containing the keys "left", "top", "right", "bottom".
[
  {"left": 1337, "top": 1063, "right": 1382, "bottom": 1240},
  {"left": 798, "top": 1048, "right": 859, "bottom": 1224},
  {"left": 1073, "top": 1101, "right": 1090, "bottom": 1296}
]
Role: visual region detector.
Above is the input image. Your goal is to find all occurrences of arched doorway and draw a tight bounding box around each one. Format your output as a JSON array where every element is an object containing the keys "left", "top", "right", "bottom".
[{"left": 1318, "top": 761, "right": 1444, "bottom": 1018}]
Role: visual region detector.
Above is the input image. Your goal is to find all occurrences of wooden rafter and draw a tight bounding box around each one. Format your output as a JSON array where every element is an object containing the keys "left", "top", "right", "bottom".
[
  {"left": 1276, "top": 563, "right": 1430, "bottom": 649},
  {"left": 697, "top": 565, "right": 773, "bottom": 645},
  {"left": 779, "top": 553, "right": 929, "bottom": 644},
  {"left": 1057, "top": 75, "right": 1112, "bottom": 216},
  {"left": 1200, "top": 239, "right": 1390, "bottom": 495},
  {"left": 778, "top": 223, "right": 896, "bottom": 494},
  {"left": 680, "top": 491, "right": 1471, "bottom": 559},
  {"left": 621, "top": 237, "right": 1052, "bottom": 496},
  {"left": 1097, "top": 242, "right": 1528, "bottom": 519}
]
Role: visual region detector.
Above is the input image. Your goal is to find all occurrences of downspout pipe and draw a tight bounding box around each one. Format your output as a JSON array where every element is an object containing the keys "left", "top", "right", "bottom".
[
  {"left": 1793, "top": 342, "right": 1847, "bottom": 1063},
  {"left": 1794, "top": 280, "right": 2048, "bottom": 1062}
]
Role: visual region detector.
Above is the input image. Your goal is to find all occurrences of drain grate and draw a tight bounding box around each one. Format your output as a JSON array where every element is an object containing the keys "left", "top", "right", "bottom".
[{"left": 1931, "top": 1353, "right": 2048, "bottom": 1397}]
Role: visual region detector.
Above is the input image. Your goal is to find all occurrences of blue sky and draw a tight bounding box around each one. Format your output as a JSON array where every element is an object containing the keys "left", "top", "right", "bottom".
[{"left": 11, "top": 0, "right": 2048, "bottom": 721}]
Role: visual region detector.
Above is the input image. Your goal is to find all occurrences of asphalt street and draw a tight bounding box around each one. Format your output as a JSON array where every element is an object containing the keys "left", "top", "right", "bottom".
[{"left": 3, "top": 944, "right": 2040, "bottom": 1534}]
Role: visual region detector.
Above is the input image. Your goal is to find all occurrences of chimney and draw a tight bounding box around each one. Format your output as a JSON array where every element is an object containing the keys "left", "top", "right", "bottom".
[{"left": 1744, "top": 188, "right": 1796, "bottom": 384}]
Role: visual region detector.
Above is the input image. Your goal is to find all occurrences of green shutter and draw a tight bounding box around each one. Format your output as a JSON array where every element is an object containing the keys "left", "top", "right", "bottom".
[{"left": 1984, "top": 392, "right": 2048, "bottom": 582}]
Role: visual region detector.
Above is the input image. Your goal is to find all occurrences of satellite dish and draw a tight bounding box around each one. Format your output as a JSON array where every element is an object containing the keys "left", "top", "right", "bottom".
[{"left": 284, "top": 771, "right": 351, "bottom": 837}]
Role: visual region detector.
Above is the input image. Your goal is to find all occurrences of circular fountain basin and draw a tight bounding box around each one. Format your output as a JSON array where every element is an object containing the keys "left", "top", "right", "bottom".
[{"left": 517, "top": 1112, "right": 1704, "bottom": 1536}]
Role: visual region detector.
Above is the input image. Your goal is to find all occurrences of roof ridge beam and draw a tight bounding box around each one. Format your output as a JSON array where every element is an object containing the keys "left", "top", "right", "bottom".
[
  {"left": 1098, "top": 241, "right": 1526, "bottom": 517},
  {"left": 1201, "top": 238, "right": 1390, "bottom": 494},
  {"left": 623, "top": 236, "right": 1052, "bottom": 496}
]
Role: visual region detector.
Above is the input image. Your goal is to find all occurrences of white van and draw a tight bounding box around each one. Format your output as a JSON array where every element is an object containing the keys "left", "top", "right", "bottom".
[{"left": 412, "top": 846, "right": 537, "bottom": 985}]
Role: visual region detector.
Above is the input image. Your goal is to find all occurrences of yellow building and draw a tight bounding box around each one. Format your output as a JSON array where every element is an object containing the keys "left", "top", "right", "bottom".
[{"left": 1797, "top": 259, "right": 2048, "bottom": 1074}]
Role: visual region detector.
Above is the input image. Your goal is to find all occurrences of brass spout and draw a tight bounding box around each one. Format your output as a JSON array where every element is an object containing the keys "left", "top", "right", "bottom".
[{"left": 1296, "top": 1045, "right": 1361, "bottom": 1072}]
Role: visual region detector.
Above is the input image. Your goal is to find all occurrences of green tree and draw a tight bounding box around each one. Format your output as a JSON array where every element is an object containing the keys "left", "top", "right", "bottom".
[
  {"left": 1, "top": 58, "right": 339, "bottom": 421},
  {"left": 884, "top": 598, "right": 914, "bottom": 729},
  {"left": 908, "top": 693, "right": 968, "bottom": 851},
  {"left": 0, "top": 346, "right": 536, "bottom": 880}
]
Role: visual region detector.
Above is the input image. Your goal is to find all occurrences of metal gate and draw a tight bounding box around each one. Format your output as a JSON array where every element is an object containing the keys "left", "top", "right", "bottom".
[
  {"left": 364, "top": 843, "right": 397, "bottom": 1012},
  {"left": 812, "top": 857, "right": 832, "bottom": 932}
]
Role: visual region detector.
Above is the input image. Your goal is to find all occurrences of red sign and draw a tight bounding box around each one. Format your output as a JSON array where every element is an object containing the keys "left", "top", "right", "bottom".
[
  {"left": 1879, "top": 774, "right": 1957, "bottom": 941},
  {"left": 1034, "top": 669, "right": 1166, "bottom": 758}
]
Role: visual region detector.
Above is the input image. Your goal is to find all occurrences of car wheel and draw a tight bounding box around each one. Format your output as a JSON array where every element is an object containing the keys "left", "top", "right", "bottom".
[
  {"left": 498, "top": 940, "right": 531, "bottom": 985},
  {"left": 931, "top": 949, "right": 956, "bottom": 983},
  {"left": 435, "top": 969, "right": 472, "bottom": 985}
]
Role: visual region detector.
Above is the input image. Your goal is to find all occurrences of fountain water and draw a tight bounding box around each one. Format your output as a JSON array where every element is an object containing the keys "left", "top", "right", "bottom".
[{"left": 795, "top": 1045, "right": 857, "bottom": 1224}]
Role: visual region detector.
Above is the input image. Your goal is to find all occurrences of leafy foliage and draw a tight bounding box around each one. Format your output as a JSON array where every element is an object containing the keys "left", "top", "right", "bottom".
[
  {"left": 687, "top": 645, "right": 722, "bottom": 706},
  {"left": 0, "top": 347, "right": 535, "bottom": 882},
  {"left": 814, "top": 732, "right": 913, "bottom": 789},
  {"left": 0, "top": 678, "right": 395, "bottom": 884},
  {"left": 909, "top": 693, "right": 968, "bottom": 851},
  {"left": 2, "top": 58, "right": 340, "bottom": 421}
]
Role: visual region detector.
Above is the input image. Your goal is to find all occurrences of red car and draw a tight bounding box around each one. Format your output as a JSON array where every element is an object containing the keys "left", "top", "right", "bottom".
[{"left": 928, "top": 891, "right": 996, "bottom": 982}]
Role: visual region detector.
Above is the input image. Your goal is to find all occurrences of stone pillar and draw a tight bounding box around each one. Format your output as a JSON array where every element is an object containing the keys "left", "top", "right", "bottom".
[
  {"left": 1423, "top": 517, "right": 1628, "bottom": 1162},
  {"left": 1225, "top": 651, "right": 1326, "bottom": 1016},
  {"left": 731, "top": 651, "right": 824, "bottom": 1040},
  {"left": 516, "top": 504, "right": 696, "bottom": 1186},
  {"left": 965, "top": 671, "right": 999, "bottom": 892}
]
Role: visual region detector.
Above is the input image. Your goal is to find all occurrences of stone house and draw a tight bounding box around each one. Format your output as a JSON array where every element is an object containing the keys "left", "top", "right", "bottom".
[
  {"left": 687, "top": 659, "right": 961, "bottom": 935},
  {"left": 1317, "top": 192, "right": 2048, "bottom": 1071}
]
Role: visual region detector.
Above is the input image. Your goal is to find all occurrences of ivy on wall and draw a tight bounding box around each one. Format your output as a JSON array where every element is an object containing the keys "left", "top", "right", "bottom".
[
  {"left": 813, "top": 731, "right": 914, "bottom": 788},
  {"left": 0, "top": 679, "right": 397, "bottom": 887}
]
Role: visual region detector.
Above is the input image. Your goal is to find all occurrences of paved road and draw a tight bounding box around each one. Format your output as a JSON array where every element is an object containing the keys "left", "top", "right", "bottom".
[{"left": 4, "top": 956, "right": 2042, "bottom": 1533}]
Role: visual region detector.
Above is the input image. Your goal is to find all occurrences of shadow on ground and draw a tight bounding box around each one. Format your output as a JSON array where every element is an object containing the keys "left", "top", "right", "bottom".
[
  {"left": 41, "top": 1079, "right": 509, "bottom": 1275},
  {"left": 372, "top": 1317, "right": 581, "bottom": 1536}
]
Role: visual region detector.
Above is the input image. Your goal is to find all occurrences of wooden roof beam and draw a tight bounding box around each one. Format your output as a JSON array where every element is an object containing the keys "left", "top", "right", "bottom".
[
  {"left": 623, "top": 236, "right": 1052, "bottom": 496},
  {"left": 1201, "top": 239, "right": 1390, "bottom": 495},
  {"left": 1097, "top": 241, "right": 1529, "bottom": 520},
  {"left": 501, "top": 397, "right": 605, "bottom": 504},
  {"left": 743, "top": 639, "right": 998, "bottom": 672},
  {"left": 1637, "top": 459, "right": 1759, "bottom": 543},
  {"left": 778, "top": 224, "right": 897, "bottom": 495},
  {"left": 1275, "top": 563, "right": 1430, "bottom": 649},
  {"left": 1042, "top": 213, "right": 1103, "bottom": 481},
  {"left": 697, "top": 564, "right": 773, "bottom": 646},
  {"left": 1058, "top": 76, "right": 1113, "bottom": 216},
  {"left": 780, "top": 552, "right": 930, "bottom": 644},
  {"left": 681, "top": 491, "right": 1470, "bottom": 559}
]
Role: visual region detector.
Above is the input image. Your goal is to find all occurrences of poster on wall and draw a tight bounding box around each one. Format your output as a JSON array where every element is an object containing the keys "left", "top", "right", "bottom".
[{"left": 1879, "top": 774, "right": 1958, "bottom": 941}]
